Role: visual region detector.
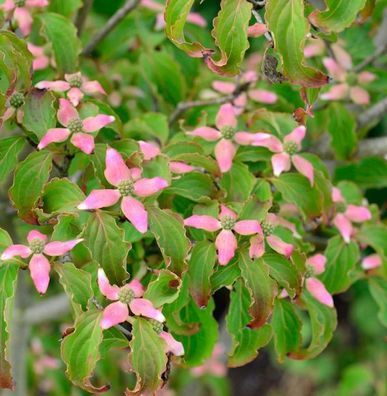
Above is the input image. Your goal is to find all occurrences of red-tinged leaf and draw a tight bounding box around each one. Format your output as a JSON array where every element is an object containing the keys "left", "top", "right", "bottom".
[
  {"left": 289, "top": 291, "right": 337, "bottom": 360},
  {"left": 61, "top": 310, "right": 109, "bottom": 393},
  {"left": 144, "top": 269, "right": 181, "bottom": 307},
  {"left": 9, "top": 150, "right": 53, "bottom": 224},
  {"left": 265, "top": 0, "right": 329, "bottom": 87},
  {"left": 147, "top": 206, "right": 191, "bottom": 276},
  {"left": 309, "top": 0, "right": 367, "bottom": 33},
  {"left": 238, "top": 249, "right": 277, "bottom": 329},
  {"left": 188, "top": 240, "right": 217, "bottom": 307},
  {"left": 227, "top": 279, "right": 272, "bottom": 367},
  {"left": 127, "top": 318, "right": 168, "bottom": 394},
  {"left": 206, "top": 0, "right": 252, "bottom": 76},
  {"left": 0, "top": 262, "right": 19, "bottom": 390},
  {"left": 165, "top": 0, "right": 210, "bottom": 58}
]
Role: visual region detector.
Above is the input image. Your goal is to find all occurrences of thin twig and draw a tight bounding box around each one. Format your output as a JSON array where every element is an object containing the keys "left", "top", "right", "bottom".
[
  {"left": 82, "top": 0, "right": 140, "bottom": 56},
  {"left": 24, "top": 294, "right": 70, "bottom": 325},
  {"left": 353, "top": 42, "right": 387, "bottom": 72},
  {"left": 168, "top": 81, "right": 251, "bottom": 126},
  {"left": 251, "top": 9, "right": 272, "bottom": 42},
  {"left": 357, "top": 97, "right": 387, "bottom": 128},
  {"left": 74, "top": 0, "right": 94, "bottom": 36}
]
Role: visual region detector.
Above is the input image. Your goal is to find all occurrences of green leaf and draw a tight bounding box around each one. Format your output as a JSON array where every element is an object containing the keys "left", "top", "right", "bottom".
[
  {"left": 9, "top": 150, "right": 52, "bottom": 224},
  {"left": 206, "top": 0, "right": 252, "bottom": 75},
  {"left": 129, "top": 318, "right": 168, "bottom": 394},
  {"left": 309, "top": 0, "right": 367, "bottom": 32},
  {"left": 0, "top": 263, "right": 19, "bottom": 390},
  {"left": 144, "top": 269, "right": 181, "bottom": 307},
  {"left": 227, "top": 279, "right": 272, "bottom": 367},
  {"left": 327, "top": 103, "right": 357, "bottom": 160},
  {"left": 42, "top": 178, "right": 85, "bottom": 214},
  {"left": 265, "top": 0, "right": 328, "bottom": 87},
  {"left": 334, "top": 157, "right": 387, "bottom": 189},
  {"left": 271, "top": 299, "right": 302, "bottom": 362},
  {"left": 55, "top": 262, "right": 93, "bottom": 315},
  {"left": 166, "top": 172, "right": 215, "bottom": 202},
  {"left": 0, "top": 137, "right": 25, "bottom": 183},
  {"left": 99, "top": 327, "right": 129, "bottom": 357},
  {"left": 147, "top": 206, "right": 191, "bottom": 275},
  {"left": 0, "top": 31, "right": 32, "bottom": 92},
  {"left": 238, "top": 249, "right": 277, "bottom": 329},
  {"left": 124, "top": 112, "right": 169, "bottom": 144},
  {"left": 83, "top": 211, "right": 129, "bottom": 285},
  {"left": 290, "top": 291, "right": 337, "bottom": 359},
  {"left": 174, "top": 298, "right": 218, "bottom": 366},
  {"left": 140, "top": 50, "right": 187, "bottom": 106},
  {"left": 39, "top": 12, "right": 81, "bottom": 75},
  {"left": 368, "top": 277, "right": 387, "bottom": 328},
  {"left": 22, "top": 88, "right": 57, "bottom": 140},
  {"left": 188, "top": 240, "right": 217, "bottom": 307},
  {"left": 165, "top": 0, "right": 208, "bottom": 57},
  {"left": 264, "top": 253, "right": 302, "bottom": 298},
  {"left": 48, "top": 0, "right": 82, "bottom": 17},
  {"left": 357, "top": 224, "right": 387, "bottom": 258},
  {"left": 272, "top": 173, "right": 323, "bottom": 218},
  {"left": 61, "top": 310, "right": 108, "bottom": 392},
  {"left": 220, "top": 162, "right": 255, "bottom": 203},
  {"left": 321, "top": 236, "right": 360, "bottom": 294},
  {"left": 211, "top": 260, "right": 240, "bottom": 292}
]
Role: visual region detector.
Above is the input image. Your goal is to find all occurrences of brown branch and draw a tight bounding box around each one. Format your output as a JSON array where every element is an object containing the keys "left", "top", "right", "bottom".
[
  {"left": 82, "top": 0, "right": 140, "bottom": 56},
  {"left": 74, "top": 0, "right": 94, "bottom": 36},
  {"left": 353, "top": 42, "right": 387, "bottom": 72},
  {"left": 168, "top": 82, "right": 251, "bottom": 126},
  {"left": 357, "top": 97, "right": 387, "bottom": 129}
]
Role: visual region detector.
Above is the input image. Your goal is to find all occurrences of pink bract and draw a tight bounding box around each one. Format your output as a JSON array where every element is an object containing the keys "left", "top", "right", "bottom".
[{"left": 1, "top": 230, "right": 82, "bottom": 294}]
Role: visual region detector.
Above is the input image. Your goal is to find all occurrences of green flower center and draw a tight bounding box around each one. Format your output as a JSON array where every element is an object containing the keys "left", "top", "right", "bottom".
[
  {"left": 305, "top": 266, "right": 315, "bottom": 278},
  {"left": 220, "top": 126, "right": 236, "bottom": 140},
  {"left": 14, "top": 0, "right": 26, "bottom": 7},
  {"left": 261, "top": 221, "right": 274, "bottom": 236},
  {"left": 10, "top": 92, "right": 24, "bottom": 108},
  {"left": 29, "top": 238, "right": 45, "bottom": 254},
  {"left": 67, "top": 74, "right": 82, "bottom": 88},
  {"left": 220, "top": 215, "right": 236, "bottom": 230},
  {"left": 68, "top": 119, "right": 84, "bottom": 134},
  {"left": 149, "top": 319, "right": 164, "bottom": 334},
  {"left": 117, "top": 179, "right": 134, "bottom": 196},
  {"left": 346, "top": 73, "right": 358, "bottom": 86},
  {"left": 283, "top": 141, "right": 298, "bottom": 155},
  {"left": 336, "top": 202, "right": 346, "bottom": 213},
  {"left": 118, "top": 287, "right": 135, "bottom": 304}
]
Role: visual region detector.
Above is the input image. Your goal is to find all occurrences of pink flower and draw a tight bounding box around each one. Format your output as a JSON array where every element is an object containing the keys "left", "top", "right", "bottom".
[
  {"left": 251, "top": 126, "right": 314, "bottom": 186},
  {"left": 1, "top": 91, "right": 25, "bottom": 124},
  {"left": 212, "top": 72, "right": 277, "bottom": 115},
  {"left": 148, "top": 320, "right": 184, "bottom": 356},
  {"left": 141, "top": 0, "right": 207, "bottom": 30},
  {"left": 27, "top": 43, "right": 52, "bottom": 71},
  {"left": 192, "top": 344, "right": 227, "bottom": 377},
  {"left": 304, "top": 38, "right": 325, "bottom": 58},
  {"left": 304, "top": 254, "right": 333, "bottom": 307},
  {"left": 188, "top": 104, "right": 264, "bottom": 173},
  {"left": 321, "top": 45, "right": 376, "bottom": 105},
  {"left": 247, "top": 23, "right": 268, "bottom": 38},
  {"left": 0, "top": 230, "right": 82, "bottom": 294},
  {"left": 138, "top": 140, "right": 161, "bottom": 161},
  {"left": 184, "top": 205, "right": 261, "bottom": 265},
  {"left": 36, "top": 72, "right": 106, "bottom": 107},
  {"left": 1, "top": 0, "right": 48, "bottom": 36},
  {"left": 97, "top": 268, "right": 165, "bottom": 329},
  {"left": 38, "top": 98, "right": 115, "bottom": 154},
  {"left": 169, "top": 161, "right": 195, "bottom": 174},
  {"left": 331, "top": 187, "right": 372, "bottom": 243},
  {"left": 78, "top": 147, "right": 168, "bottom": 233},
  {"left": 249, "top": 213, "right": 294, "bottom": 259},
  {"left": 361, "top": 254, "right": 382, "bottom": 270}
]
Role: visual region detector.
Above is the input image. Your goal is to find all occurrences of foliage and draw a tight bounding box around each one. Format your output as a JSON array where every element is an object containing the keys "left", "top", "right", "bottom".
[{"left": 0, "top": 0, "right": 386, "bottom": 394}]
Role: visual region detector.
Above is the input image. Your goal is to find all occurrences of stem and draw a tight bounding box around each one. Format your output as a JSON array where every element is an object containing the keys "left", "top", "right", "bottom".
[
  {"left": 168, "top": 81, "right": 251, "bottom": 126},
  {"left": 357, "top": 97, "right": 387, "bottom": 129},
  {"left": 82, "top": 0, "right": 140, "bottom": 56},
  {"left": 353, "top": 42, "right": 387, "bottom": 72},
  {"left": 74, "top": 0, "right": 94, "bottom": 36}
]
